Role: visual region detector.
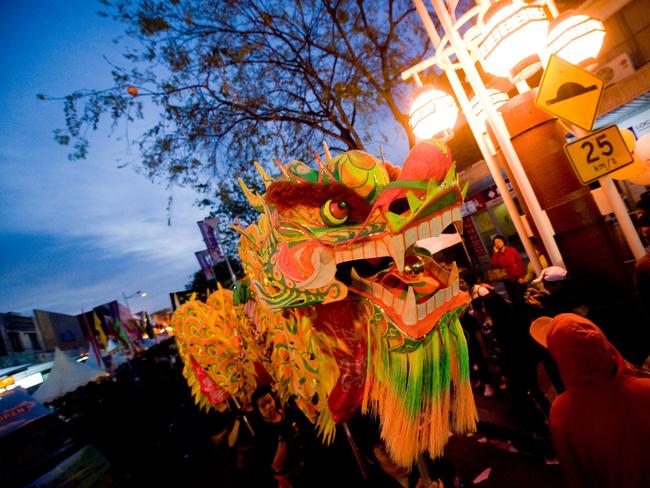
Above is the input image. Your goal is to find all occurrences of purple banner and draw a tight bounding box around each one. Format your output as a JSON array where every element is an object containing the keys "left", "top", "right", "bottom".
[
  {"left": 197, "top": 219, "right": 224, "bottom": 263},
  {"left": 195, "top": 250, "right": 215, "bottom": 281},
  {"left": 197, "top": 218, "right": 219, "bottom": 249}
]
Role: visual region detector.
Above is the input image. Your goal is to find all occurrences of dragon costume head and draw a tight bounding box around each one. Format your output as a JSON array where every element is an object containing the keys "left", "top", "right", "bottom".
[{"left": 173, "top": 141, "right": 476, "bottom": 467}]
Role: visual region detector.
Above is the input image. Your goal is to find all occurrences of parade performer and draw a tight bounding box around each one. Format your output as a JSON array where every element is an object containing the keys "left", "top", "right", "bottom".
[{"left": 172, "top": 141, "right": 476, "bottom": 468}]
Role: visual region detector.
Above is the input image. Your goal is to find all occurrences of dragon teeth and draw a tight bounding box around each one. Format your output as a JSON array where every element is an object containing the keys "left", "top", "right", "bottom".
[
  {"left": 402, "top": 287, "right": 417, "bottom": 325},
  {"left": 417, "top": 220, "right": 430, "bottom": 240},
  {"left": 393, "top": 294, "right": 405, "bottom": 315},
  {"left": 352, "top": 243, "right": 365, "bottom": 260},
  {"left": 382, "top": 287, "right": 394, "bottom": 307},
  {"left": 350, "top": 267, "right": 361, "bottom": 281},
  {"left": 435, "top": 290, "right": 445, "bottom": 308},
  {"left": 417, "top": 302, "right": 427, "bottom": 321},
  {"left": 333, "top": 205, "right": 462, "bottom": 266},
  {"left": 351, "top": 266, "right": 463, "bottom": 326},
  {"left": 375, "top": 239, "right": 389, "bottom": 257},
  {"left": 441, "top": 209, "right": 452, "bottom": 230},
  {"left": 449, "top": 262, "right": 459, "bottom": 284},
  {"left": 445, "top": 286, "right": 453, "bottom": 302},
  {"left": 404, "top": 226, "right": 418, "bottom": 249},
  {"left": 371, "top": 282, "right": 383, "bottom": 297},
  {"left": 350, "top": 267, "right": 371, "bottom": 294},
  {"left": 430, "top": 215, "right": 443, "bottom": 237},
  {"left": 384, "top": 234, "right": 405, "bottom": 272},
  {"left": 334, "top": 247, "right": 354, "bottom": 264},
  {"left": 363, "top": 241, "right": 376, "bottom": 258}
]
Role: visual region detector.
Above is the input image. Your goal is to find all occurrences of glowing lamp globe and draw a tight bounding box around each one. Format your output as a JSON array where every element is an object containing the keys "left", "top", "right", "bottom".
[
  {"left": 546, "top": 12, "right": 605, "bottom": 67},
  {"left": 409, "top": 86, "right": 458, "bottom": 141},
  {"left": 477, "top": 0, "right": 550, "bottom": 81},
  {"left": 470, "top": 89, "right": 509, "bottom": 129}
]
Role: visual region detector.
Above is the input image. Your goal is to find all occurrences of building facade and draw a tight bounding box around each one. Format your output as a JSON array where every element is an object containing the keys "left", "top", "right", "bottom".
[
  {"left": 0, "top": 313, "right": 44, "bottom": 357},
  {"left": 33, "top": 310, "right": 86, "bottom": 352}
]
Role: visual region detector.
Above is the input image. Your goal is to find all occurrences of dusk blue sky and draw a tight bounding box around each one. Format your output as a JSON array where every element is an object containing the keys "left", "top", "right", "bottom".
[
  {"left": 0, "top": 1, "right": 410, "bottom": 317},
  {"left": 0, "top": 1, "right": 208, "bottom": 315}
]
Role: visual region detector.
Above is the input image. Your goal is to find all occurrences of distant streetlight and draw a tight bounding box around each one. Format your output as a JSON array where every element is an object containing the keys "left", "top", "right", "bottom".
[{"left": 122, "top": 290, "right": 147, "bottom": 310}]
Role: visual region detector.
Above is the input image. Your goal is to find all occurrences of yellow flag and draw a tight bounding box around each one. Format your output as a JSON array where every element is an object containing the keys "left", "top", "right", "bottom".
[{"left": 93, "top": 312, "right": 108, "bottom": 349}]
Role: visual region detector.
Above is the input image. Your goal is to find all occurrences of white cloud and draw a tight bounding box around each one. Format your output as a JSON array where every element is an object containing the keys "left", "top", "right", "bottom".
[{"left": 1, "top": 143, "right": 207, "bottom": 263}]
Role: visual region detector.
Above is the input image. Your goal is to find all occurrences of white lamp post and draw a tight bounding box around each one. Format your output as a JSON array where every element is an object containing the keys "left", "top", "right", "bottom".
[
  {"left": 420, "top": 0, "right": 565, "bottom": 268},
  {"left": 407, "top": 0, "right": 544, "bottom": 274},
  {"left": 407, "top": 0, "right": 645, "bottom": 270}
]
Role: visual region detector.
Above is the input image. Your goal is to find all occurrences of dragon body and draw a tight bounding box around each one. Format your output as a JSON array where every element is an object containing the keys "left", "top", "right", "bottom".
[{"left": 172, "top": 141, "right": 477, "bottom": 467}]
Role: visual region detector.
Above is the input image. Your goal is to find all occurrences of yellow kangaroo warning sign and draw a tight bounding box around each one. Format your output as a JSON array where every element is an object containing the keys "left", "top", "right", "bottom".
[
  {"left": 535, "top": 55, "right": 604, "bottom": 131},
  {"left": 564, "top": 125, "right": 634, "bottom": 185}
]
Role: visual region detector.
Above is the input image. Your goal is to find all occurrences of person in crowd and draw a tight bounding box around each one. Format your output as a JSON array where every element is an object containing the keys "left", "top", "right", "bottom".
[
  {"left": 635, "top": 215, "right": 650, "bottom": 310},
  {"left": 519, "top": 236, "right": 549, "bottom": 285},
  {"left": 636, "top": 190, "right": 650, "bottom": 221},
  {"left": 249, "top": 385, "right": 310, "bottom": 487},
  {"left": 481, "top": 284, "right": 552, "bottom": 432},
  {"left": 524, "top": 265, "right": 586, "bottom": 396},
  {"left": 471, "top": 294, "right": 506, "bottom": 397},
  {"left": 225, "top": 400, "right": 259, "bottom": 483},
  {"left": 530, "top": 313, "right": 650, "bottom": 488},
  {"left": 464, "top": 269, "right": 497, "bottom": 301},
  {"left": 460, "top": 303, "right": 494, "bottom": 394},
  {"left": 461, "top": 271, "right": 504, "bottom": 397},
  {"left": 525, "top": 266, "right": 589, "bottom": 319},
  {"left": 490, "top": 235, "right": 526, "bottom": 308}
]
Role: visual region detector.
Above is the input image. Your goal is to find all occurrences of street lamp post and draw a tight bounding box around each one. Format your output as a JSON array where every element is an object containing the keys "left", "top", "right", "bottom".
[
  {"left": 407, "top": 0, "right": 543, "bottom": 275},
  {"left": 429, "top": 0, "right": 564, "bottom": 268},
  {"left": 406, "top": 0, "right": 640, "bottom": 304},
  {"left": 122, "top": 290, "right": 147, "bottom": 311}
]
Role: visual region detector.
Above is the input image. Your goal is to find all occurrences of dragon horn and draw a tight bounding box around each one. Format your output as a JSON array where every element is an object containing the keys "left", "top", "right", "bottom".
[
  {"left": 323, "top": 141, "right": 332, "bottom": 161},
  {"left": 253, "top": 161, "right": 274, "bottom": 188},
  {"left": 313, "top": 150, "right": 336, "bottom": 182},
  {"left": 273, "top": 158, "right": 293, "bottom": 180},
  {"left": 237, "top": 178, "right": 264, "bottom": 211}
]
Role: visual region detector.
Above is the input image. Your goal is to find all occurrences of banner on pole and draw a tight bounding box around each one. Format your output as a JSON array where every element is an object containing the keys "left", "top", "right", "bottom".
[
  {"left": 195, "top": 250, "right": 216, "bottom": 280},
  {"left": 197, "top": 218, "right": 224, "bottom": 263}
]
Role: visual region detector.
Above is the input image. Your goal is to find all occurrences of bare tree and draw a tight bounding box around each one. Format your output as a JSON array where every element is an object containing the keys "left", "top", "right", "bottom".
[{"left": 43, "top": 0, "right": 451, "bottom": 253}]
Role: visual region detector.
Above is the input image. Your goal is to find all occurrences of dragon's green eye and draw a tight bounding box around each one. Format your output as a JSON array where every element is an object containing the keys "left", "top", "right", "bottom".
[{"left": 320, "top": 199, "right": 349, "bottom": 226}]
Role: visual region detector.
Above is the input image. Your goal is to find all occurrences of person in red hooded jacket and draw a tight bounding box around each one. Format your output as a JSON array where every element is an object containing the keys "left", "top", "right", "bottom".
[
  {"left": 490, "top": 234, "right": 526, "bottom": 309},
  {"left": 530, "top": 313, "right": 650, "bottom": 488}
]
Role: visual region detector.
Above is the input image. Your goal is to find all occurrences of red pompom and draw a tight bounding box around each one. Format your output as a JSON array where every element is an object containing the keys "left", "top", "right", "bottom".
[{"left": 400, "top": 140, "right": 453, "bottom": 182}]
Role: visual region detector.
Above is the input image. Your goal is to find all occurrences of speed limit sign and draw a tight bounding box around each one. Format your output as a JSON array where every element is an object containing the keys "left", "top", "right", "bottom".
[{"left": 564, "top": 125, "right": 634, "bottom": 185}]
